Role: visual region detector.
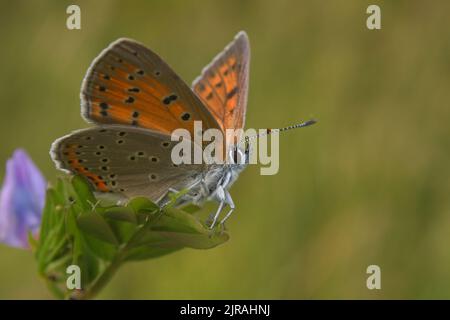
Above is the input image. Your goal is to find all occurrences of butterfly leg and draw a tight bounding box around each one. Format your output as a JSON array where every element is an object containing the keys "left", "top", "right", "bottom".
[
  {"left": 200, "top": 180, "right": 209, "bottom": 197},
  {"left": 209, "top": 185, "right": 226, "bottom": 229},
  {"left": 166, "top": 177, "right": 203, "bottom": 206},
  {"left": 208, "top": 171, "right": 233, "bottom": 228},
  {"left": 168, "top": 187, "right": 180, "bottom": 194},
  {"left": 219, "top": 190, "right": 235, "bottom": 227},
  {"left": 168, "top": 176, "right": 202, "bottom": 195}
]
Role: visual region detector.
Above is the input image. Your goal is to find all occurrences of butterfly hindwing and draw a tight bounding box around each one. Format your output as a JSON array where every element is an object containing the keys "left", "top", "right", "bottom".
[
  {"left": 81, "top": 38, "right": 221, "bottom": 137},
  {"left": 51, "top": 125, "right": 205, "bottom": 202},
  {"left": 192, "top": 31, "right": 250, "bottom": 132}
]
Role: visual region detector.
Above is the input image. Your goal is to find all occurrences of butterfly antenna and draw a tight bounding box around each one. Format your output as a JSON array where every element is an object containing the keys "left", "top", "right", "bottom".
[
  {"left": 277, "top": 119, "right": 317, "bottom": 133},
  {"left": 244, "top": 119, "right": 317, "bottom": 145}
]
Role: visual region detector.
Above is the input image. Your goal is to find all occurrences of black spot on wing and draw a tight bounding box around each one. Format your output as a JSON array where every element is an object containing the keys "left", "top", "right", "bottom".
[
  {"left": 226, "top": 87, "right": 238, "bottom": 99},
  {"left": 125, "top": 96, "right": 135, "bottom": 103},
  {"left": 163, "top": 94, "right": 178, "bottom": 105}
]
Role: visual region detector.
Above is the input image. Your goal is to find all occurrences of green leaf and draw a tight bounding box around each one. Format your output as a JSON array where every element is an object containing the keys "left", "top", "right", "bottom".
[
  {"left": 179, "top": 203, "right": 202, "bottom": 214},
  {"left": 103, "top": 207, "right": 139, "bottom": 244},
  {"left": 77, "top": 211, "right": 119, "bottom": 245},
  {"left": 38, "top": 189, "right": 58, "bottom": 247},
  {"left": 125, "top": 246, "right": 182, "bottom": 261},
  {"left": 127, "top": 197, "right": 159, "bottom": 214},
  {"left": 81, "top": 233, "right": 117, "bottom": 261},
  {"left": 35, "top": 180, "right": 230, "bottom": 299},
  {"left": 152, "top": 230, "right": 229, "bottom": 249},
  {"left": 127, "top": 223, "right": 228, "bottom": 251},
  {"left": 103, "top": 207, "right": 137, "bottom": 224},
  {"left": 71, "top": 175, "right": 97, "bottom": 212},
  {"left": 43, "top": 254, "right": 72, "bottom": 275},
  {"left": 54, "top": 178, "right": 67, "bottom": 204},
  {"left": 77, "top": 246, "right": 100, "bottom": 286},
  {"left": 123, "top": 205, "right": 229, "bottom": 262},
  {"left": 153, "top": 206, "right": 208, "bottom": 234},
  {"left": 67, "top": 208, "right": 100, "bottom": 286},
  {"left": 165, "top": 188, "right": 190, "bottom": 208},
  {"left": 36, "top": 187, "right": 68, "bottom": 274},
  {"left": 66, "top": 206, "right": 78, "bottom": 240},
  {"left": 40, "top": 224, "right": 70, "bottom": 274},
  {"left": 107, "top": 219, "right": 137, "bottom": 244}
]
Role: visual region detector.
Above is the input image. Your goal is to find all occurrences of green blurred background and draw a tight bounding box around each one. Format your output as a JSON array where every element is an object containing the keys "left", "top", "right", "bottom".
[{"left": 1, "top": 0, "right": 450, "bottom": 299}]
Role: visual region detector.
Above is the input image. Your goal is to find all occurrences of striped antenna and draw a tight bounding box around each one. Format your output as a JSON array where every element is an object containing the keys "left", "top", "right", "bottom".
[
  {"left": 244, "top": 119, "right": 317, "bottom": 144},
  {"left": 278, "top": 119, "right": 317, "bottom": 132}
]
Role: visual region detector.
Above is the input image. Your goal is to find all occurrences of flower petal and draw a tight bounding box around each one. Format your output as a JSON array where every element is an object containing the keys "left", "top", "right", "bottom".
[{"left": 0, "top": 149, "right": 46, "bottom": 248}]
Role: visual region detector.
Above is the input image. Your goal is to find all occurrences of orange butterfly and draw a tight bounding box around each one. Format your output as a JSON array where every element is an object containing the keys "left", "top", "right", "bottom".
[{"left": 51, "top": 31, "right": 250, "bottom": 227}]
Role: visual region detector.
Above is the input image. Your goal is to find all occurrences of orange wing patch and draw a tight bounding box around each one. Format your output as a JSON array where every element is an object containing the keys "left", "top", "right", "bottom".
[
  {"left": 192, "top": 32, "right": 250, "bottom": 132},
  {"left": 81, "top": 38, "right": 221, "bottom": 137},
  {"left": 62, "top": 143, "right": 109, "bottom": 192}
]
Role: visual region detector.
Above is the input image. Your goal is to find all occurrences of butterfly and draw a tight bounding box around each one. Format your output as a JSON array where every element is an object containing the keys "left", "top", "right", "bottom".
[{"left": 51, "top": 31, "right": 251, "bottom": 228}]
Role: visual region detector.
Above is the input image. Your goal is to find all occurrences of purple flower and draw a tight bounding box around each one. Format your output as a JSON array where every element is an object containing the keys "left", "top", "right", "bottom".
[{"left": 0, "top": 149, "right": 46, "bottom": 249}]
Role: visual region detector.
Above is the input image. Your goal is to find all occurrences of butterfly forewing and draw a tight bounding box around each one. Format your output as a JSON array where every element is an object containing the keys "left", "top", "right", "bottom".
[
  {"left": 81, "top": 38, "right": 221, "bottom": 137},
  {"left": 192, "top": 31, "right": 250, "bottom": 132},
  {"left": 51, "top": 125, "right": 205, "bottom": 202}
]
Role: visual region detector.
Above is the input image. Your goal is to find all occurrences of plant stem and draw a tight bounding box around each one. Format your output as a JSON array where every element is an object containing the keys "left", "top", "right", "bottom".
[
  {"left": 73, "top": 215, "right": 159, "bottom": 299},
  {"left": 76, "top": 252, "right": 124, "bottom": 300}
]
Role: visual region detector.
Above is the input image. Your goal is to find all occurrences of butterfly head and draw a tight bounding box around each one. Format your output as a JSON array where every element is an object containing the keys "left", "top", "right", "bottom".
[{"left": 228, "top": 144, "right": 250, "bottom": 166}]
